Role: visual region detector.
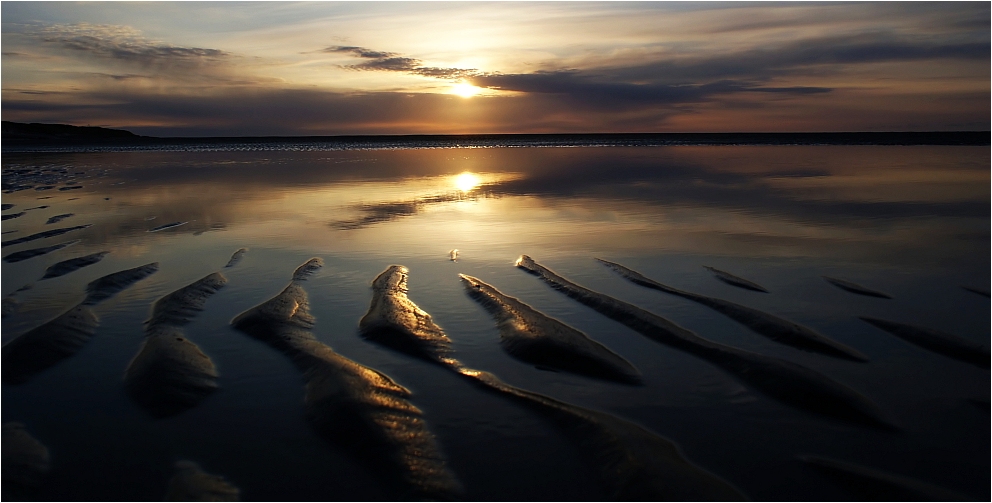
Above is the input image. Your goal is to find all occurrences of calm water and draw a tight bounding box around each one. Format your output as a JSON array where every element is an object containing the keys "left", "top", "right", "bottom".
[{"left": 2, "top": 145, "right": 989, "bottom": 501}]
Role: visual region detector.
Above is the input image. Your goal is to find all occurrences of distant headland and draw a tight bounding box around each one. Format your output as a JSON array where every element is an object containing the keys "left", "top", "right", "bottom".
[
  {"left": 3, "top": 121, "right": 144, "bottom": 144},
  {"left": 2, "top": 121, "right": 988, "bottom": 150}
]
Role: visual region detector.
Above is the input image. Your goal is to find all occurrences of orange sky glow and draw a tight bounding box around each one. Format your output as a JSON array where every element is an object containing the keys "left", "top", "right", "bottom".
[{"left": 2, "top": 2, "right": 988, "bottom": 136}]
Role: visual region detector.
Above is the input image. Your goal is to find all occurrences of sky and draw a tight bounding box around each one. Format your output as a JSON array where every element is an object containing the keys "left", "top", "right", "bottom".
[{"left": 1, "top": 1, "right": 989, "bottom": 136}]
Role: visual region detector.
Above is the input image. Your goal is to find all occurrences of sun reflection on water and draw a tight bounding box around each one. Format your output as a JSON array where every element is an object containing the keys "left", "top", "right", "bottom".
[{"left": 453, "top": 172, "right": 481, "bottom": 192}]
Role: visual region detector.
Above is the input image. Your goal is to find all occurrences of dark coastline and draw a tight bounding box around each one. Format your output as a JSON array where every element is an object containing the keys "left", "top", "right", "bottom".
[{"left": 2, "top": 121, "right": 988, "bottom": 151}]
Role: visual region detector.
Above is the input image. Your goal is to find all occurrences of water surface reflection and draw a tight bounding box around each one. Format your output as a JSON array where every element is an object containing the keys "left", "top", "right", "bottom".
[{"left": 2, "top": 145, "right": 988, "bottom": 501}]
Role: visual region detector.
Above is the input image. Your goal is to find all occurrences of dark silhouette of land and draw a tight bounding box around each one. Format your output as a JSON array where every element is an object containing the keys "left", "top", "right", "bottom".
[
  {"left": 3, "top": 121, "right": 142, "bottom": 145},
  {"left": 2, "top": 121, "right": 988, "bottom": 149}
]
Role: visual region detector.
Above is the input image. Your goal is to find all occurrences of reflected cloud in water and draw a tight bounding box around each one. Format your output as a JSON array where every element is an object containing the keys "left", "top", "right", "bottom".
[
  {"left": 2, "top": 146, "right": 987, "bottom": 268},
  {"left": 329, "top": 172, "right": 512, "bottom": 230}
]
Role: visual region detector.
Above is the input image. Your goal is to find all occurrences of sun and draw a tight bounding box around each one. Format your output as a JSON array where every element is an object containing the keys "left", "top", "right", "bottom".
[
  {"left": 450, "top": 82, "right": 481, "bottom": 98},
  {"left": 453, "top": 172, "right": 481, "bottom": 192}
]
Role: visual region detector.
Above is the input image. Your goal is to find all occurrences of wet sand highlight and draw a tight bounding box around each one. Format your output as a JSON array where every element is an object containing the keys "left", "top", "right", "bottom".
[
  {"left": 359, "top": 265, "right": 457, "bottom": 365},
  {"left": 148, "top": 221, "right": 188, "bottom": 233},
  {"left": 82, "top": 263, "right": 159, "bottom": 306},
  {"left": 363, "top": 266, "right": 641, "bottom": 384},
  {"left": 1, "top": 263, "right": 158, "bottom": 384},
  {"left": 3, "top": 240, "right": 79, "bottom": 263},
  {"left": 517, "top": 255, "right": 891, "bottom": 429},
  {"left": 165, "top": 460, "right": 240, "bottom": 502},
  {"left": 703, "top": 266, "right": 769, "bottom": 293},
  {"left": 599, "top": 259, "right": 868, "bottom": 362},
  {"left": 231, "top": 258, "right": 462, "bottom": 500},
  {"left": 823, "top": 277, "right": 892, "bottom": 299},
  {"left": 45, "top": 213, "right": 74, "bottom": 225},
  {"left": 358, "top": 265, "right": 746, "bottom": 501},
  {"left": 1, "top": 224, "right": 92, "bottom": 248},
  {"left": 457, "top": 272, "right": 642, "bottom": 384},
  {"left": 41, "top": 251, "right": 109, "bottom": 279},
  {"left": 125, "top": 271, "right": 227, "bottom": 417},
  {"left": 224, "top": 248, "right": 247, "bottom": 268}
]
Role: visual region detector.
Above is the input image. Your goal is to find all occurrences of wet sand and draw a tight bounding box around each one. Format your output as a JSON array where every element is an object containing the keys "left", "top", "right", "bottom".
[{"left": 1, "top": 145, "right": 987, "bottom": 501}]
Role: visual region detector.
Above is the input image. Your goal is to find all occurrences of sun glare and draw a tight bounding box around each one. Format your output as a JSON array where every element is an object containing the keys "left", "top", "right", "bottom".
[
  {"left": 453, "top": 172, "right": 481, "bottom": 192},
  {"left": 451, "top": 82, "right": 481, "bottom": 98}
]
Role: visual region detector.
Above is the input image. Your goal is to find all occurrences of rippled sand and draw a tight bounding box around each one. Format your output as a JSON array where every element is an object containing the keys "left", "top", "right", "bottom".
[{"left": 1, "top": 145, "right": 988, "bottom": 500}]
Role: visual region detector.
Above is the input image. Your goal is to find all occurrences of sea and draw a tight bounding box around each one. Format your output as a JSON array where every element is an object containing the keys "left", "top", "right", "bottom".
[{"left": 1, "top": 137, "right": 989, "bottom": 501}]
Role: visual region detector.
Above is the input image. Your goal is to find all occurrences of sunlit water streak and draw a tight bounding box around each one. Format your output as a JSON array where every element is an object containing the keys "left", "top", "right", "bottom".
[{"left": 1, "top": 145, "right": 988, "bottom": 501}]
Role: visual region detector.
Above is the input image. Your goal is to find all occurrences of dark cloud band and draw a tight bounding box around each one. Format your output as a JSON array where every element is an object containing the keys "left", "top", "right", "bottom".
[
  {"left": 36, "top": 23, "right": 230, "bottom": 67},
  {"left": 326, "top": 44, "right": 477, "bottom": 79}
]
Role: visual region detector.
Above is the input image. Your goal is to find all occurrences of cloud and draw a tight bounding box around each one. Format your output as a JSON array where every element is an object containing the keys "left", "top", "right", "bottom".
[
  {"left": 16, "top": 90, "right": 58, "bottom": 96},
  {"left": 609, "top": 34, "right": 990, "bottom": 83},
  {"left": 350, "top": 57, "right": 421, "bottom": 72},
  {"left": 3, "top": 16, "right": 986, "bottom": 136},
  {"left": 450, "top": 33, "right": 986, "bottom": 127},
  {"left": 8, "top": 24, "right": 286, "bottom": 89},
  {"left": 322, "top": 46, "right": 395, "bottom": 59},
  {"left": 467, "top": 71, "right": 830, "bottom": 108},
  {"left": 6, "top": 80, "right": 983, "bottom": 138},
  {"left": 3, "top": 86, "right": 665, "bottom": 135},
  {"left": 93, "top": 73, "right": 147, "bottom": 81},
  {"left": 323, "top": 30, "right": 989, "bottom": 97},
  {"left": 323, "top": 44, "right": 832, "bottom": 107},
  {"left": 36, "top": 23, "right": 231, "bottom": 68},
  {"left": 409, "top": 67, "right": 477, "bottom": 79},
  {"left": 325, "top": 44, "right": 476, "bottom": 79},
  {"left": 781, "top": 35, "right": 989, "bottom": 64}
]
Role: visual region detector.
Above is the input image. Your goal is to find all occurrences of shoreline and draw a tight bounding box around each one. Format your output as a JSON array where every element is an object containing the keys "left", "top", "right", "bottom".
[{"left": 4, "top": 131, "right": 989, "bottom": 154}]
